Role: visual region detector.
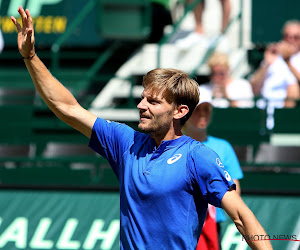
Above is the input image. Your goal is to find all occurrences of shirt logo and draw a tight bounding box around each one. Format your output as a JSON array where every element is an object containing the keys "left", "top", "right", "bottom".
[
  {"left": 224, "top": 170, "right": 232, "bottom": 181},
  {"left": 216, "top": 158, "right": 224, "bottom": 168},
  {"left": 167, "top": 154, "right": 182, "bottom": 164}
]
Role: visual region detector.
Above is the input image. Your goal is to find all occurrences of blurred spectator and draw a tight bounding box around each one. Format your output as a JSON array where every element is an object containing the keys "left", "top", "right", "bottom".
[
  {"left": 176, "top": 0, "right": 231, "bottom": 49},
  {"left": 250, "top": 20, "right": 300, "bottom": 108},
  {"left": 149, "top": 0, "right": 173, "bottom": 43},
  {"left": 184, "top": 100, "right": 243, "bottom": 250},
  {"left": 199, "top": 52, "right": 254, "bottom": 108}
]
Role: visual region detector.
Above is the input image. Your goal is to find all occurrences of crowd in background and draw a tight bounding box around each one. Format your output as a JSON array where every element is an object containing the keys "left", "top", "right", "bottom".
[{"left": 150, "top": 0, "right": 300, "bottom": 114}]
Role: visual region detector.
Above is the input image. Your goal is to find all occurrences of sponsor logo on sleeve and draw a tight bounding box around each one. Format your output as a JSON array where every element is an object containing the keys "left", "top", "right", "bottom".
[
  {"left": 224, "top": 170, "right": 232, "bottom": 181},
  {"left": 216, "top": 158, "right": 224, "bottom": 168}
]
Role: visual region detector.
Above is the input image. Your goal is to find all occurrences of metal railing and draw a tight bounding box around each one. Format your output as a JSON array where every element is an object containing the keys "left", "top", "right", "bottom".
[
  {"left": 157, "top": 0, "right": 244, "bottom": 77},
  {"left": 51, "top": 0, "right": 99, "bottom": 71}
]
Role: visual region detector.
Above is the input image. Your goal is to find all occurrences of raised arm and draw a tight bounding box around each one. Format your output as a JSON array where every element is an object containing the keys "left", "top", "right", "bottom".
[
  {"left": 11, "top": 6, "right": 97, "bottom": 138},
  {"left": 221, "top": 190, "right": 273, "bottom": 249}
]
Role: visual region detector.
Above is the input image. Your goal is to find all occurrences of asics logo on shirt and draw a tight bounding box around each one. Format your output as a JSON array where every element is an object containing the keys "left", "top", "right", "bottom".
[
  {"left": 224, "top": 171, "right": 232, "bottom": 181},
  {"left": 167, "top": 154, "right": 182, "bottom": 164},
  {"left": 216, "top": 158, "right": 232, "bottom": 181}
]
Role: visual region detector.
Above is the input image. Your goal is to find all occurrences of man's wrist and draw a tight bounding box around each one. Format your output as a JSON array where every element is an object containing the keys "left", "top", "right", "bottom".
[
  {"left": 260, "top": 61, "right": 270, "bottom": 69},
  {"left": 22, "top": 53, "right": 36, "bottom": 60}
]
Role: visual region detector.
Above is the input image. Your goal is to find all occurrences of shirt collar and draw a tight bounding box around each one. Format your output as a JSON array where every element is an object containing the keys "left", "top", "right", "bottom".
[{"left": 150, "top": 135, "right": 190, "bottom": 151}]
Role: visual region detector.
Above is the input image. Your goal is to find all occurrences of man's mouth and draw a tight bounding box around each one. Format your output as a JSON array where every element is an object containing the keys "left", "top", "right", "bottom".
[{"left": 140, "top": 114, "right": 151, "bottom": 120}]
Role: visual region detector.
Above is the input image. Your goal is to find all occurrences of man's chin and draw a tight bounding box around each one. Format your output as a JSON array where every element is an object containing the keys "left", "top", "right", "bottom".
[
  {"left": 138, "top": 124, "right": 148, "bottom": 131},
  {"left": 138, "top": 122, "right": 152, "bottom": 132}
]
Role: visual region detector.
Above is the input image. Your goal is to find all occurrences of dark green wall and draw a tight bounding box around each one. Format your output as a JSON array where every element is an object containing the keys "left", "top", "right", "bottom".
[{"left": 252, "top": 0, "right": 300, "bottom": 44}]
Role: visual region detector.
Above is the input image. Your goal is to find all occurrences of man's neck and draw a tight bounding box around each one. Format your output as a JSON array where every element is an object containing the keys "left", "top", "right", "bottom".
[{"left": 151, "top": 128, "right": 183, "bottom": 147}]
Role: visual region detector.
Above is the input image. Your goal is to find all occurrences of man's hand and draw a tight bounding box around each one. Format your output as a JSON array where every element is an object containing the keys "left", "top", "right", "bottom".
[
  {"left": 11, "top": 6, "right": 35, "bottom": 58},
  {"left": 277, "top": 41, "right": 298, "bottom": 62}
]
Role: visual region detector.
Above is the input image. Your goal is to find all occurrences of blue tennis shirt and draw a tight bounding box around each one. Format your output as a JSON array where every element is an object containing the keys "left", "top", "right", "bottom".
[{"left": 89, "top": 118, "right": 235, "bottom": 250}]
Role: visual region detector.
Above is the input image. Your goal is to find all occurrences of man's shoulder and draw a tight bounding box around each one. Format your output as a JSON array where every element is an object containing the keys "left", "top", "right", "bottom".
[{"left": 186, "top": 138, "right": 219, "bottom": 160}]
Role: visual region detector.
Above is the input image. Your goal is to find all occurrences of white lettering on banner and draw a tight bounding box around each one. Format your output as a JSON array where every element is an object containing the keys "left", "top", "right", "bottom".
[
  {"left": 29, "top": 218, "right": 54, "bottom": 249},
  {"left": 222, "top": 224, "right": 247, "bottom": 250},
  {"left": 0, "top": 217, "right": 27, "bottom": 249},
  {"left": 83, "top": 219, "right": 120, "bottom": 250},
  {"left": 7, "top": 0, "right": 63, "bottom": 17},
  {"left": 0, "top": 217, "right": 120, "bottom": 249},
  {"left": 56, "top": 218, "right": 81, "bottom": 249}
]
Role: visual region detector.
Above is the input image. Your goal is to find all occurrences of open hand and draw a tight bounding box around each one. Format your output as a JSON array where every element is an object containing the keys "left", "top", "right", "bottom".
[{"left": 11, "top": 6, "right": 35, "bottom": 58}]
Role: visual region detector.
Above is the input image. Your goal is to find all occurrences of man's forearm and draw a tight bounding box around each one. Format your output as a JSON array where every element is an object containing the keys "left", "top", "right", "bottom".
[
  {"left": 235, "top": 206, "right": 273, "bottom": 249},
  {"left": 222, "top": 191, "right": 273, "bottom": 249},
  {"left": 250, "top": 64, "right": 268, "bottom": 96},
  {"left": 24, "top": 54, "right": 79, "bottom": 121}
]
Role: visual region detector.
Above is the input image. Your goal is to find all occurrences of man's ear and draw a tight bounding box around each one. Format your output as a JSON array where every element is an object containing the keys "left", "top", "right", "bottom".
[{"left": 174, "top": 105, "right": 189, "bottom": 120}]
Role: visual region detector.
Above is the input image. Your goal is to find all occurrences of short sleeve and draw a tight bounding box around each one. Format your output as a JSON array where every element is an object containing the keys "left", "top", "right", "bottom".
[
  {"left": 188, "top": 145, "right": 236, "bottom": 208},
  {"left": 221, "top": 141, "right": 244, "bottom": 180},
  {"left": 89, "top": 118, "right": 135, "bottom": 177}
]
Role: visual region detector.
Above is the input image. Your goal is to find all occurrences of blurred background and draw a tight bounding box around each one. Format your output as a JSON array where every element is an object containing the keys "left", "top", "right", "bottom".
[{"left": 0, "top": 0, "right": 299, "bottom": 249}]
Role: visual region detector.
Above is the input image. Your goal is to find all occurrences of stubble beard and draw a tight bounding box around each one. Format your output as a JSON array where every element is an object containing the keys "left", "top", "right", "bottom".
[
  {"left": 139, "top": 119, "right": 172, "bottom": 139},
  {"left": 138, "top": 120, "right": 158, "bottom": 133}
]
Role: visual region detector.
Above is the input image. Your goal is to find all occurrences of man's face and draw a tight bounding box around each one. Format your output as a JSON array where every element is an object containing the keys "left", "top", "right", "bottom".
[
  {"left": 210, "top": 65, "right": 230, "bottom": 86},
  {"left": 188, "top": 102, "right": 212, "bottom": 130},
  {"left": 283, "top": 24, "right": 300, "bottom": 48},
  {"left": 137, "top": 89, "right": 175, "bottom": 134}
]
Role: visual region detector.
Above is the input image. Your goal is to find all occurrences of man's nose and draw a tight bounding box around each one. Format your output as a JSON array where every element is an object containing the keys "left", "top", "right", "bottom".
[{"left": 137, "top": 97, "right": 147, "bottom": 110}]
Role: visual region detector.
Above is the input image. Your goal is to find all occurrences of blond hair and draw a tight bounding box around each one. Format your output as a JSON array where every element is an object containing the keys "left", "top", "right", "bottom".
[
  {"left": 208, "top": 52, "right": 230, "bottom": 69},
  {"left": 142, "top": 68, "right": 199, "bottom": 125}
]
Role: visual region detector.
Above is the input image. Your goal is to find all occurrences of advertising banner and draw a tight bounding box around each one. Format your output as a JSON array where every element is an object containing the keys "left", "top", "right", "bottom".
[
  {"left": 0, "top": 0, "right": 103, "bottom": 47},
  {"left": 0, "top": 191, "right": 299, "bottom": 250}
]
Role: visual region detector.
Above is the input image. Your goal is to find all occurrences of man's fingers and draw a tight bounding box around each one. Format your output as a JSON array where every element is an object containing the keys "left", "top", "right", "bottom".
[
  {"left": 10, "top": 16, "right": 22, "bottom": 33},
  {"left": 25, "top": 9, "right": 33, "bottom": 29},
  {"left": 18, "top": 6, "right": 28, "bottom": 28}
]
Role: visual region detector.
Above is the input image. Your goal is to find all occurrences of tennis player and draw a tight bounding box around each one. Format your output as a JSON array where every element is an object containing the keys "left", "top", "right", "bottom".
[{"left": 11, "top": 6, "right": 272, "bottom": 250}]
